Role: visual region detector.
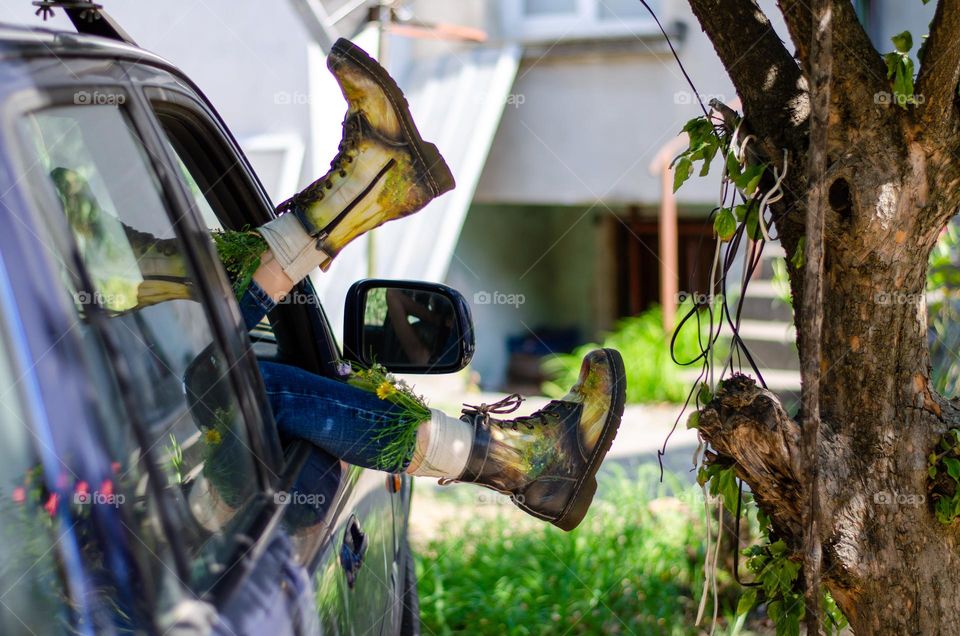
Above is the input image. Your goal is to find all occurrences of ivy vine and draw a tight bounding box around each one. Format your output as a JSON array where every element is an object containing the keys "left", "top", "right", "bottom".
[{"left": 927, "top": 428, "right": 960, "bottom": 524}]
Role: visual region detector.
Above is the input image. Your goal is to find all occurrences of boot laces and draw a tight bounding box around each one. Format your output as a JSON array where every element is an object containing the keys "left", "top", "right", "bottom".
[
  {"left": 462, "top": 393, "right": 542, "bottom": 431},
  {"left": 275, "top": 114, "right": 362, "bottom": 215}
]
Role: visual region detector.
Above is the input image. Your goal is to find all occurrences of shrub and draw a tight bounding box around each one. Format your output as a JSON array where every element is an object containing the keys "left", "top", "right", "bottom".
[
  {"left": 541, "top": 304, "right": 706, "bottom": 404},
  {"left": 414, "top": 465, "right": 741, "bottom": 635}
]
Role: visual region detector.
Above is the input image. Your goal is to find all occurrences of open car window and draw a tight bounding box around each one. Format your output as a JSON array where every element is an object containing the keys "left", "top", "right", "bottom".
[
  {"left": 152, "top": 101, "right": 279, "bottom": 346},
  {"left": 17, "top": 101, "right": 272, "bottom": 602}
]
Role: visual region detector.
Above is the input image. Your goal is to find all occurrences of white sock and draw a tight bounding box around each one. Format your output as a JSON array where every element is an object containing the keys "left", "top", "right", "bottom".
[
  {"left": 258, "top": 213, "right": 332, "bottom": 283},
  {"left": 406, "top": 409, "right": 474, "bottom": 479}
]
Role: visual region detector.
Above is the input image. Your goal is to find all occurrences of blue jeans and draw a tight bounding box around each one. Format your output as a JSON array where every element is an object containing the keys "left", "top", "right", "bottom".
[{"left": 239, "top": 281, "right": 412, "bottom": 471}]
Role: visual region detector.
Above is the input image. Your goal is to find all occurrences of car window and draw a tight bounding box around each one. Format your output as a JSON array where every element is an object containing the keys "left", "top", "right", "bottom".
[
  {"left": 152, "top": 104, "right": 277, "bottom": 338},
  {"left": 18, "top": 103, "right": 268, "bottom": 596}
]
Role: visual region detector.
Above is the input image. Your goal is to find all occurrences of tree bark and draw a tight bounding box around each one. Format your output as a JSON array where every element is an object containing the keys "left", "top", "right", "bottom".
[{"left": 684, "top": 0, "right": 960, "bottom": 631}]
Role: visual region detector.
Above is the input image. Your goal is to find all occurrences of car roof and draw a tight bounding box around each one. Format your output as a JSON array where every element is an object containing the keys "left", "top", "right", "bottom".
[{"left": 0, "top": 22, "right": 171, "bottom": 69}]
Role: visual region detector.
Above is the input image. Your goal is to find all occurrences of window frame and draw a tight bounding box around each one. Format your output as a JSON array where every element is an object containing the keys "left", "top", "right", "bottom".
[
  {"left": 501, "top": 0, "right": 662, "bottom": 43},
  {"left": 1, "top": 81, "right": 198, "bottom": 624}
]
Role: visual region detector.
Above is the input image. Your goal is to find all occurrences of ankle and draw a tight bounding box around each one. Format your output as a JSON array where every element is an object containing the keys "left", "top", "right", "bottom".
[{"left": 406, "top": 409, "right": 473, "bottom": 479}]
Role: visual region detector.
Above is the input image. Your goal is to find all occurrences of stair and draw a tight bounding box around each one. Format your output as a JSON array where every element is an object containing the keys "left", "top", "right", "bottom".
[{"left": 730, "top": 243, "right": 801, "bottom": 413}]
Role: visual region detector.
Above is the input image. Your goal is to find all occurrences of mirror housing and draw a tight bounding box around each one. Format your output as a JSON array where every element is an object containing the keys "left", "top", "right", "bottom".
[{"left": 343, "top": 279, "right": 475, "bottom": 374}]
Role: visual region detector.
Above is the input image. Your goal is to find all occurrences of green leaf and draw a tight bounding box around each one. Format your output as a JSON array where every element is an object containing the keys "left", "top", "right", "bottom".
[
  {"left": 768, "top": 539, "right": 788, "bottom": 556},
  {"left": 778, "top": 560, "right": 801, "bottom": 594},
  {"left": 698, "top": 382, "right": 712, "bottom": 404},
  {"left": 736, "top": 588, "right": 758, "bottom": 617},
  {"left": 930, "top": 465, "right": 939, "bottom": 479},
  {"left": 936, "top": 497, "right": 954, "bottom": 524},
  {"left": 945, "top": 457, "right": 960, "bottom": 482},
  {"left": 767, "top": 599, "right": 783, "bottom": 622},
  {"left": 884, "top": 51, "right": 900, "bottom": 80},
  {"left": 714, "top": 207, "right": 737, "bottom": 241},
  {"left": 686, "top": 411, "right": 699, "bottom": 430},
  {"left": 891, "top": 31, "right": 913, "bottom": 54},
  {"left": 791, "top": 237, "right": 806, "bottom": 270},
  {"left": 673, "top": 156, "right": 693, "bottom": 192},
  {"left": 696, "top": 140, "right": 720, "bottom": 176},
  {"left": 734, "top": 163, "right": 765, "bottom": 195},
  {"left": 725, "top": 151, "right": 742, "bottom": 181},
  {"left": 741, "top": 164, "right": 767, "bottom": 196},
  {"left": 893, "top": 57, "right": 916, "bottom": 108},
  {"left": 745, "top": 205, "right": 764, "bottom": 240}
]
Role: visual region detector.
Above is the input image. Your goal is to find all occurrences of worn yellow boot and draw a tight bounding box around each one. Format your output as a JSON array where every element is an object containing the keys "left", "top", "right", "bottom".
[{"left": 260, "top": 38, "right": 455, "bottom": 281}]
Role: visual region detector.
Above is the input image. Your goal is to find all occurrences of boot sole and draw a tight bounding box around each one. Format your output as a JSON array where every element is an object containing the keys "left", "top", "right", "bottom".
[
  {"left": 551, "top": 348, "right": 627, "bottom": 531},
  {"left": 329, "top": 38, "right": 456, "bottom": 198}
]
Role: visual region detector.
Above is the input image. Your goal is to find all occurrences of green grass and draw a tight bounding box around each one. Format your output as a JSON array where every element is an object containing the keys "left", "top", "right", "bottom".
[
  {"left": 414, "top": 465, "right": 742, "bottom": 635},
  {"left": 541, "top": 304, "right": 708, "bottom": 404}
]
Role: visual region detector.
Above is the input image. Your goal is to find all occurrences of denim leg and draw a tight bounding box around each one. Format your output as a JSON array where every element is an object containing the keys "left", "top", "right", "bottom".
[
  {"left": 258, "top": 361, "right": 418, "bottom": 471},
  {"left": 238, "top": 280, "right": 277, "bottom": 331}
]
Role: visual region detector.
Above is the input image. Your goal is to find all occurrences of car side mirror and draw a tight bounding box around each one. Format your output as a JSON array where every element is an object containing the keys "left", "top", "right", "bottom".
[{"left": 343, "top": 279, "right": 475, "bottom": 374}]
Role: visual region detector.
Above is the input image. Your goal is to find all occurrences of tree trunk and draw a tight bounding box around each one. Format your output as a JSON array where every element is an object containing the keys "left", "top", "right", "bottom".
[
  {"left": 680, "top": 0, "right": 960, "bottom": 630},
  {"left": 701, "top": 142, "right": 960, "bottom": 631}
]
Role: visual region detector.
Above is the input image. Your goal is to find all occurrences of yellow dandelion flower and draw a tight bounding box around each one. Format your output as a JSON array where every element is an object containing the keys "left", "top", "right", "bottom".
[
  {"left": 376, "top": 381, "right": 396, "bottom": 400},
  {"left": 204, "top": 429, "right": 222, "bottom": 445}
]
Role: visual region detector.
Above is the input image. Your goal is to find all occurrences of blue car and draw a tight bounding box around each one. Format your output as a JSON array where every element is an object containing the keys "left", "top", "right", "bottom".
[{"left": 0, "top": 9, "right": 473, "bottom": 635}]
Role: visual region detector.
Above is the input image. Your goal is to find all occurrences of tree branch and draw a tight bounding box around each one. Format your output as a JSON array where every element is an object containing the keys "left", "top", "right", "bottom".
[
  {"left": 698, "top": 375, "right": 804, "bottom": 541},
  {"left": 685, "top": 0, "right": 808, "bottom": 163},
  {"left": 777, "top": 0, "right": 890, "bottom": 146},
  {"left": 916, "top": 0, "right": 960, "bottom": 139}
]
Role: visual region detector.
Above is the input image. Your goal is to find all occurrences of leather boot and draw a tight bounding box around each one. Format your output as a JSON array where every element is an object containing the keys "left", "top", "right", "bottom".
[
  {"left": 267, "top": 37, "right": 455, "bottom": 276},
  {"left": 453, "top": 349, "right": 626, "bottom": 531}
]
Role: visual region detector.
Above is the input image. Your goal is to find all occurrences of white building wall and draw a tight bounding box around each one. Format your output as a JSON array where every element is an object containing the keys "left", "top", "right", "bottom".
[{"left": 474, "top": 0, "right": 793, "bottom": 206}]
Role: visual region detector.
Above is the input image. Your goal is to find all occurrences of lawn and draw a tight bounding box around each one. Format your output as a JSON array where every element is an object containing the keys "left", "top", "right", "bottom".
[{"left": 413, "top": 465, "right": 748, "bottom": 635}]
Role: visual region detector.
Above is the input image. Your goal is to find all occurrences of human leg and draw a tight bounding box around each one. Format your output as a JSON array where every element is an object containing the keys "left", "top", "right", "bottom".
[{"left": 259, "top": 348, "right": 626, "bottom": 531}]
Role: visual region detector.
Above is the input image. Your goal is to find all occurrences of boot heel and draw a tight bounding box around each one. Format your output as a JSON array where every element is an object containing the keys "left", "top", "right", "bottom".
[
  {"left": 554, "top": 476, "right": 597, "bottom": 531},
  {"left": 418, "top": 142, "right": 456, "bottom": 196}
]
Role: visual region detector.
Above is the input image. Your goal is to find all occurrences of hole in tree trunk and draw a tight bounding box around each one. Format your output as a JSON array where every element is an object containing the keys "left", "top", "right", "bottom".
[{"left": 829, "top": 178, "right": 853, "bottom": 220}]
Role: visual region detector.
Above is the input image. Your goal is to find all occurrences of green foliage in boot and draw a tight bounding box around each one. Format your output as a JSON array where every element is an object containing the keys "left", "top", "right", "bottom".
[{"left": 211, "top": 228, "right": 268, "bottom": 299}]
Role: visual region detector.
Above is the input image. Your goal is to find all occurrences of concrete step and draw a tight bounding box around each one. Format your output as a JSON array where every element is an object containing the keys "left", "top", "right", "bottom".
[
  {"left": 735, "top": 336, "right": 800, "bottom": 371},
  {"left": 738, "top": 294, "right": 794, "bottom": 322},
  {"left": 737, "top": 319, "right": 795, "bottom": 342}
]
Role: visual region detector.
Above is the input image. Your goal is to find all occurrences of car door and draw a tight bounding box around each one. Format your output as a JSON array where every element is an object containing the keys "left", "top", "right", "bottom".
[
  {"left": 122, "top": 61, "right": 404, "bottom": 634},
  {"left": 5, "top": 65, "right": 333, "bottom": 631}
]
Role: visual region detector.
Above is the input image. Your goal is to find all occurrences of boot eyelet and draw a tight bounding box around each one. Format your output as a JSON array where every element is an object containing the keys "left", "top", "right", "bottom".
[{"left": 339, "top": 170, "right": 347, "bottom": 177}]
